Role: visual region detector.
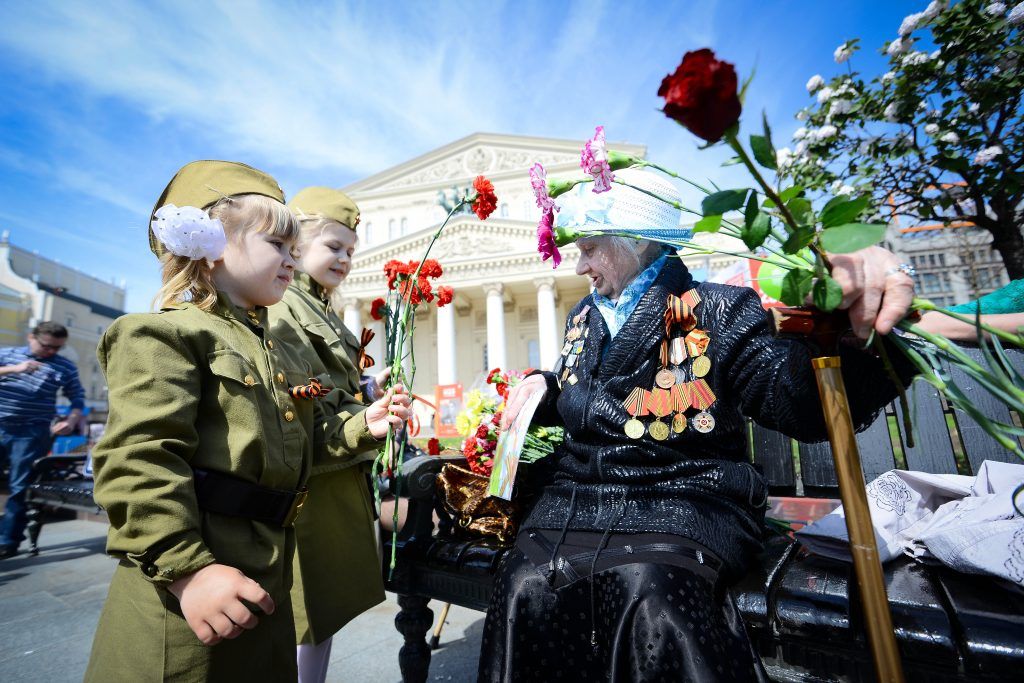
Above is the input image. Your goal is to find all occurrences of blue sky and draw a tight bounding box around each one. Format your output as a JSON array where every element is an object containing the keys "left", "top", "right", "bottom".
[{"left": 0, "top": 0, "right": 927, "bottom": 312}]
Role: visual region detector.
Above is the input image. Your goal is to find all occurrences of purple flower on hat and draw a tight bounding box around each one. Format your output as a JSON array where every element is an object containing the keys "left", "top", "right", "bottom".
[
  {"left": 536, "top": 209, "right": 561, "bottom": 269},
  {"left": 580, "top": 126, "right": 614, "bottom": 193},
  {"left": 529, "top": 163, "right": 555, "bottom": 211}
]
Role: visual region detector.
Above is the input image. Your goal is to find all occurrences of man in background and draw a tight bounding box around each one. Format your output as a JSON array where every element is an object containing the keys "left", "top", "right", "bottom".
[{"left": 0, "top": 321, "right": 86, "bottom": 559}]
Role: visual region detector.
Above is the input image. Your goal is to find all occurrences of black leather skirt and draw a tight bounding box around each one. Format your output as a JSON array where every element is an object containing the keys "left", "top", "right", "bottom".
[{"left": 478, "top": 529, "right": 767, "bottom": 682}]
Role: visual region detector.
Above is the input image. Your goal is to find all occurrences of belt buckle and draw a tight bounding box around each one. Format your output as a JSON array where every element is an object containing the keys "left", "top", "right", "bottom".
[{"left": 282, "top": 488, "right": 309, "bottom": 527}]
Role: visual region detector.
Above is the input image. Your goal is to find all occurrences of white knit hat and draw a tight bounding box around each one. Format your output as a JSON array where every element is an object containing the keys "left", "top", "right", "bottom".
[{"left": 553, "top": 167, "right": 690, "bottom": 243}]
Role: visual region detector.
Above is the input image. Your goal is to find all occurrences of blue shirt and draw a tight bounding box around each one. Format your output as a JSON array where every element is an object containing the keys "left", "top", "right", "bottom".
[
  {"left": 0, "top": 346, "right": 86, "bottom": 426},
  {"left": 593, "top": 252, "right": 670, "bottom": 339}
]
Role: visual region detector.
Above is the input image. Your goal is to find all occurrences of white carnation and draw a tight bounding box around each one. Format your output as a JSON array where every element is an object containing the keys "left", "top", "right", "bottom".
[
  {"left": 1010, "top": 2, "right": 1024, "bottom": 24},
  {"left": 793, "top": 127, "right": 809, "bottom": 140},
  {"left": 816, "top": 86, "right": 834, "bottom": 104},
  {"left": 985, "top": 3, "right": 1007, "bottom": 16},
  {"left": 899, "top": 12, "right": 925, "bottom": 36},
  {"left": 974, "top": 145, "right": 1003, "bottom": 165},
  {"left": 806, "top": 74, "right": 825, "bottom": 92},
  {"left": 881, "top": 71, "right": 896, "bottom": 83},
  {"left": 887, "top": 37, "right": 909, "bottom": 56},
  {"left": 151, "top": 204, "right": 227, "bottom": 262},
  {"left": 902, "top": 51, "right": 930, "bottom": 66},
  {"left": 939, "top": 131, "right": 960, "bottom": 144},
  {"left": 834, "top": 42, "right": 853, "bottom": 63}
]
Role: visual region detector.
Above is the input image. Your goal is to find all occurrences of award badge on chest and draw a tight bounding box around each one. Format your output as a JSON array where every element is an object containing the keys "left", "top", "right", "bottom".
[
  {"left": 555, "top": 305, "right": 591, "bottom": 387},
  {"left": 621, "top": 290, "right": 718, "bottom": 439}
]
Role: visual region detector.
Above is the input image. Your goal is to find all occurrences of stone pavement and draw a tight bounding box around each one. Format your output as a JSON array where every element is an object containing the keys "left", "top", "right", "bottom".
[{"left": 0, "top": 519, "right": 484, "bottom": 682}]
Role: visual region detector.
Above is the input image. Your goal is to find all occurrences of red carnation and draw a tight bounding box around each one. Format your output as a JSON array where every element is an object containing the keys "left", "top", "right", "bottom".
[
  {"left": 420, "top": 259, "right": 443, "bottom": 278},
  {"left": 370, "top": 297, "right": 386, "bottom": 321},
  {"left": 436, "top": 285, "right": 454, "bottom": 307},
  {"left": 475, "top": 424, "right": 491, "bottom": 440},
  {"left": 398, "top": 279, "right": 423, "bottom": 305},
  {"left": 384, "top": 260, "right": 412, "bottom": 290},
  {"left": 658, "top": 49, "right": 742, "bottom": 143},
  {"left": 417, "top": 277, "right": 434, "bottom": 303},
  {"left": 426, "top": 437, "right": 441, "bottom": 456},
  {"left": 472, "top": 175, "right": 498, "bottom": 220}
]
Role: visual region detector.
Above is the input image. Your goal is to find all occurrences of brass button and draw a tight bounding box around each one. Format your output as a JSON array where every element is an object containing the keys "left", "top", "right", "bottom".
[
  {"left": 267, "top": 340, "right": 275, "bottom": 350},
  {"left": 284, "top": 410, "right": 295, "bottom": 422},
  {"left": 276, "top": 372, "right": 285, "bottom": 383},
  {"left": 243, "top": 375, "right": 256, "bottom": 386}
]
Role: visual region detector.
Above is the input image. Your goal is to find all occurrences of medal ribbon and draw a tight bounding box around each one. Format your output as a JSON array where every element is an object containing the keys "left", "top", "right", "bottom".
[
  {"left": 644, "top": 387, "right": 673, "bottom": 417},
  {"left": 685, "top": 329, "right": 710, "bottom": 357},
  {"left": 691, "top": 378, "right": 717, "bottom": 410},
  {"left": 357, "top": 327, "right": 376, "bottom": 371},
  {"left": 671, "top": 382, "right": 694, "bottom": 412},
  {"left": 623, "top": 387, "right": 651, "bottom": 417},
  {"left": 664, "top": 294, "right": 696, "bottom": 337}
]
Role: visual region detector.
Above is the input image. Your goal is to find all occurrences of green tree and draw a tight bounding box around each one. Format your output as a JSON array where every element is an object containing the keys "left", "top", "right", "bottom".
[{"left": 782, "top": 0, "right": 1024, "bottom": 277}]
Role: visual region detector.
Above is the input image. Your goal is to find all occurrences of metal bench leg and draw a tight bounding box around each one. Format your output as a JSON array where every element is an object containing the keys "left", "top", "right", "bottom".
[
  {"left": 25, "top": 504, "right": 42, "bottom": 556},
  {"left": 395, "top": 594, "right": 433, "bottom": 683}
]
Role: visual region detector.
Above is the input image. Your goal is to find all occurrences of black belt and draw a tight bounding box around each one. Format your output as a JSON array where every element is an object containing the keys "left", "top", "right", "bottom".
[{"left": 192, "top": 468, "right": 308, "bottom": 527}]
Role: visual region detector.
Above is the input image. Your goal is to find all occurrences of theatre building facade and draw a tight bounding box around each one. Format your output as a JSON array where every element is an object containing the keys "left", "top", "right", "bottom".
[{"left": 339, "top": 133, "right": 746, "bottom": 425}]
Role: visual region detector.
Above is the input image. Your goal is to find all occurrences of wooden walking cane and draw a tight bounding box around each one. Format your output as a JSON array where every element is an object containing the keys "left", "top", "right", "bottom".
[
  {"left": 773, "top": 307, "right": 905, "bottom": 683},
  {"left": 429, "top": 602, "right": 452, "bottom": 650}
]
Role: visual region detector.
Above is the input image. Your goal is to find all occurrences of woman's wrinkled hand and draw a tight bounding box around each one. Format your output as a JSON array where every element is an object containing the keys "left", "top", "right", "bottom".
[
  {"left": 827, "top": 246, "right": 915, "bottom": 339},
  {"left": 500, "top": 374, "right": 547, "bottom": 430},
  {"left": 365, "top": 384, "right": 412, "bottom": 439}
]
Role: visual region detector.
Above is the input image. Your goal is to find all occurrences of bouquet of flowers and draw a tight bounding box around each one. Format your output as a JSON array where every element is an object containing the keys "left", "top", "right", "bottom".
[
  {"left": 529, "top": 49, "right": 1024, "bottom": 461},
  {"left": 371, "top": 175, "right": 499, "bottom": 572}
]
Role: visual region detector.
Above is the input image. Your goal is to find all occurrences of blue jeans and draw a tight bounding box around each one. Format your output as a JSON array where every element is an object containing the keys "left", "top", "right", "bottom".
[{"left": 0, "top": 422, "right": 53, "bottom": 549}]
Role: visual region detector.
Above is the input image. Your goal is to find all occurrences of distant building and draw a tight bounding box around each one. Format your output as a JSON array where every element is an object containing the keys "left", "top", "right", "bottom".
[
  {"left": 0, "top": 231, "right": 127, "bottom": 413},
  {"left": 885, "top": 223, "right": 1010, "bottom": 308}
]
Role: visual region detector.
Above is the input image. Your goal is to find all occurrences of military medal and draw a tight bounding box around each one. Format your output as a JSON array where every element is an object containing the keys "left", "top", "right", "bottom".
[
  {"left": 622, "top": 387, "right": 649, "bottom": 439},
  {"left": 692, "top": 411, "right": 716, "bottom": 433},
  {"left": 692, "top": 354, "right": 711, "bottom": 378},
  {"left": 648, "top": 420, "right": 670, "bottom": 441},
  {"left": 672, "top": 412, "right": 687, "bottom": 433},
  {"left": 645, "top": 387, "right": 673, "bottom": 441}
]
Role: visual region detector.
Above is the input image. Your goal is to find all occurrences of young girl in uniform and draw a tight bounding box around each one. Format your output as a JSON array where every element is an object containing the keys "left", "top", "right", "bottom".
[
  {"left": 85, "top": 163, "right": 409, "bottom": 683},
  {"left": 268, "top": 187, "right": 388, "bottom": 683}
]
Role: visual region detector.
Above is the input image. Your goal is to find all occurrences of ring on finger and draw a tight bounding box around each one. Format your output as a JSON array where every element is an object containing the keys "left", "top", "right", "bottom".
[{"left": 884, "top": 263, "right": 916, "bottom": 280}]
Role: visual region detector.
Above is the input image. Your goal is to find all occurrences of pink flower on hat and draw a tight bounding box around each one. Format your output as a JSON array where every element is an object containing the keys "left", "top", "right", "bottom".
[
  {"left": 580, "top": 125, "right": 614, "bottom": 193},
  {"left": 529, "top": 163, "right": 555, "bottom": 211},
  {"left": 536, "top": 209, "right": 561, "bottom": 269}
]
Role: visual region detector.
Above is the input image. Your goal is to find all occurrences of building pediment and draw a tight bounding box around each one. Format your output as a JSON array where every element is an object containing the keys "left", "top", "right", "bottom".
[{"left": 343, "top": 132, "right": 645, "bottom": 197}]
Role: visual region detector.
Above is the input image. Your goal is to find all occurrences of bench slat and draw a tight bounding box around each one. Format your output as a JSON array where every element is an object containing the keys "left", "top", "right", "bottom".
[
  {"left": 854, "top": 408, "right": 897, "bottom": 482},
  {"left": 750, "top": 423, "right": 795, "bottom": 493},
  {"left": 893, "top": 380, "right": 959, "bottom": 474}
]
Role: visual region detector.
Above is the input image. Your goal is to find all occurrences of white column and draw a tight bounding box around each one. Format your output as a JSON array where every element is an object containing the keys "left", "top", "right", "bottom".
[
  {"left": 483, "top": 282, "right": 507, "bottom": 371},
  {"left": 369, "top": 319, "right": 385, "bottom": 374},
  {"left": 342, "top": 298, "right": 361, "bottom": 333},
  {"left": 535, "top": 277, "right": 559, "bottom": 370},
  {"left": 436, "top": 296, "right": 457, "bottom": 385}
]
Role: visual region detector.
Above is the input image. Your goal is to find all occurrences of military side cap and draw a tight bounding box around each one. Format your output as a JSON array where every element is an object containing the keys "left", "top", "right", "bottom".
[
  {"left": 149, "top": 160, "right": 285, "bottom": 256},
  {"left": 288, "top": 186, "right": 360, "bottom": 231}
]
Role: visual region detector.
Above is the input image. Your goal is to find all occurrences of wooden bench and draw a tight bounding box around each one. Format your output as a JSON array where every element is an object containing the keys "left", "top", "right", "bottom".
[{"left": 383, "top": 354, "right": 1024, "bottom": 682}]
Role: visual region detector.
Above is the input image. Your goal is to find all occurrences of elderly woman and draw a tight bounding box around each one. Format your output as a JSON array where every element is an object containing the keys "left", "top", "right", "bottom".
[{"left": 478, "top": 170, "right": 915, "bottom": 682}]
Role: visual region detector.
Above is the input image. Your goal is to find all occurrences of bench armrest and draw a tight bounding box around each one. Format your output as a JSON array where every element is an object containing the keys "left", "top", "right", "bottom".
[
  {"left": 393, "top": 454, "right": 467, "bottom": 500},
  {"left": 31, "top": 452, "right": 89, "bottom": 481}
]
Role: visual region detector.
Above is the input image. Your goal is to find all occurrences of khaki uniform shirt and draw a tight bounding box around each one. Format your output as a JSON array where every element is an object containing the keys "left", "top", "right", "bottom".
[
  {"left": 85, "top": 293, "right": 314, "bottom": 682},
  {"left": 269, "top": 272, "right": 386, "bottom": 645}
]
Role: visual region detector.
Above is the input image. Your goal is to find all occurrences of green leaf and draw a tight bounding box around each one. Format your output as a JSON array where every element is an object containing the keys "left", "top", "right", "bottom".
[
  {"left": 741, "top": 212, "right": 771, "bottom": 251},
  {"left": 780, "top": 269, "right": 814, "bottom": 306},
  {"left": 762, "top": 111, "right": 775, "bottom": 152},
  {"left": 739, "top": 65, "right": 757, "bottom": 105},
  {"left": 786, "top": 197, "right": 813, "bottom": 225},
  {"left": 779, "top": 186, "right": 803, "bottom": 203},
  {"left": 782, "top": 225, "right": 816, "bottom": 254},
  {"left": 702, "top": 189, "right": 748, "bottom": 216},
  {"left": 744, "top": 192, "right": 758, "bottom": 225},
  {"left": 762, "top": 197, "right": 776, "bottom": 209},
  {"left": 820, "top": 195, "right": 870, "bottom": 228},
  {"left": 750, "top": 134, "right": 777, "bottom": 170},
  {"left": 693, "top": 215, "right": 723, "bottom": 233},
  {"left": 812, "top": 275, "right": 843, "bottom": 312},
  {"left": 722, "top": 156, "right": 744, "bottom": 166},
  {"left": 819, "top": 223, "right": 887, "bottom": 253}
]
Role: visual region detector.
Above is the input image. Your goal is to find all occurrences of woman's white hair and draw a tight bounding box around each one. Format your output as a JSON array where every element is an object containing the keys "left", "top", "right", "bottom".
[{"left": 584, "top": 235, "right": 665, "bottom": 279}]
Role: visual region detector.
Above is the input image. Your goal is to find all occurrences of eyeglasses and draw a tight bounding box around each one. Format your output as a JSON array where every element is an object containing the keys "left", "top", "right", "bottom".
[{"left": 37, "top": 342, "right": 65, "bottom": 351}]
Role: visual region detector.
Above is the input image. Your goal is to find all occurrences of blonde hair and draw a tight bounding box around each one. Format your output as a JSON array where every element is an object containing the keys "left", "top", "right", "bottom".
[{"left": 154, "top": 194, "right": 299, "bottom": 311}]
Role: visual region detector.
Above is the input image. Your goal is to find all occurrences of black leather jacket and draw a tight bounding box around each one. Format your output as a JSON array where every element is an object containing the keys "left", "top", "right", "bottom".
[{"left": 523, "top": 258, "right": 908, "bottom": 579}]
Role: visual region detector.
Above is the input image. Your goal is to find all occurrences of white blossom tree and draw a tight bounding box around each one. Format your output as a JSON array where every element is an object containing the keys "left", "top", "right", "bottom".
[{"left": 782, "top": 0, "right": 1024, "bottom": 277}]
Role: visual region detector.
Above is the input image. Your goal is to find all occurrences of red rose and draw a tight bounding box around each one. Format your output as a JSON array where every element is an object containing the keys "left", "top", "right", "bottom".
[
  {"left": 436, "top": 285, "right": 454, "bottom": 307},
  {"left": 472, "top": 175, "right": 498, "bottom": 220},
  {"left": 370, "top": 297, "right": 386, "bottom": 321},
  {"left": 426, "top": 437, "right": 441, "bottom": 456},
  {"left": 658, "top": 49, "right": 742, "bottom": 143}
]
